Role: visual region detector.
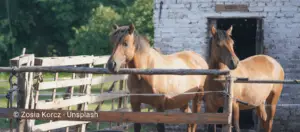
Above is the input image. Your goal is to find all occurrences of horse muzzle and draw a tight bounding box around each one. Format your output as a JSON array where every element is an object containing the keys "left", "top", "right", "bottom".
[
  {"left": 228, "top": 57, "right": 239, "bottom": 70},
  {"left": 106, "top": 60, "right": 118, "bottom": 72}
]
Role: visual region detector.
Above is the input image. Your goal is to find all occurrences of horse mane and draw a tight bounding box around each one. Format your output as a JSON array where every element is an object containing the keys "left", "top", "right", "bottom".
[{"left": 109, "top": 25, "right": 150, "bottom": 53}]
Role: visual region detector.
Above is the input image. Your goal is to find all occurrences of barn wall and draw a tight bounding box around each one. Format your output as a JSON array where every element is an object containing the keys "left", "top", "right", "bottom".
[{"left": 153, "top": 0, "right": 300, "bottom": 131}]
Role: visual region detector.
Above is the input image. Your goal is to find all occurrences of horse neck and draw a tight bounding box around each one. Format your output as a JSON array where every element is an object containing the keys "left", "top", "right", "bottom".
[
  {"left": 206, "top": 58, "right": 227, "bottom": 91},
  {"left": 128, "top": 48, "right": 162, "bottom": 83},
  {"left": 208, "top": 59, "right": 228, "bottom": 70},
  {"left": 130, "top": 48, "right": 162, "bottom": 69}
]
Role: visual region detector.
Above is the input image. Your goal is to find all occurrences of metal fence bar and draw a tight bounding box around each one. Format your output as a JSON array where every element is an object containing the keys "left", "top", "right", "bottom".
[
  {"left": 215, "top": 77, "right": 300, "bottom": 84},
  {"left": 0, "top": 66, "right": 230, "bottom": 75}
]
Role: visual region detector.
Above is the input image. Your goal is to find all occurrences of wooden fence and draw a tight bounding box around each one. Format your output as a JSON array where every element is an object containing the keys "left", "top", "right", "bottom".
[
  {"left": 2, "top": 53, "right": 234, "bottom": 132},
  {"left": 9, "top": 54, "right": 133, "bottom": 132}
]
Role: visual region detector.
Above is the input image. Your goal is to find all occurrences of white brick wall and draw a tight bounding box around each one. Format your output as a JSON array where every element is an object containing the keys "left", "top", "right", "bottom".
[{"left": 154, "top": 0, "right": 300, "bottom": 131}]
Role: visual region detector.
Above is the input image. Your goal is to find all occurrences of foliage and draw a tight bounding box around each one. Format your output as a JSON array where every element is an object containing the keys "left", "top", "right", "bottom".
[
  {"left": 0, "top": 0, "right": 153, "bottom": 65},
  {"left": 0, "top": 19, "right": 14, "bottom": 63},
  {"left": 68, "top": 5, "right": 121, "bottom": 55},
  {"left": 122, "top": 0, "right": 154, "bottom": 45},
  {"left": 69, "top": 0, "right": 154, "bottom": 55}
]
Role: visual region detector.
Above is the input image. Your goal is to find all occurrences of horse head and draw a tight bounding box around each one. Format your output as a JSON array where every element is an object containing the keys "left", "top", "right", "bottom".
[
  {"left": 106, "top": 23, "right": 150, "bottom": 72},
  {"left": 210, "top": 25, "right": 239, "bottom": 70}
]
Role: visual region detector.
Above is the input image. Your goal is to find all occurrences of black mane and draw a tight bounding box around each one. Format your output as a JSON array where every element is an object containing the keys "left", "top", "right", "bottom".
[{"left": 215, "top": 29, "right": 230, "bottom": 42}]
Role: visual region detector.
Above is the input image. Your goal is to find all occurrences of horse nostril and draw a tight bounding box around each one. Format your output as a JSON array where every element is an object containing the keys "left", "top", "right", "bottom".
[
  {"left": 112, "top": 61, "right": 116, "bottom": 68},
  {"left": 228, "top": 58, "right": 238, "bottom": 70},
  {"left": 107, "top": 60, "right": 116, "bottom": 70},
  {"left": 230, "top": 60, "right": 235, "bottom": 67}
]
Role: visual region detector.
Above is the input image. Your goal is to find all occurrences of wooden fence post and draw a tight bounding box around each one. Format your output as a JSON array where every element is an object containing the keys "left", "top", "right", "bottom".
[
  {"left": 76, "top": 62, "right": 93, "bottom": 132},
  {"left": 11, "top": 54, "right": 35, "bottom": 132},
  {"left": 222, "top": 75, "right": 233, "bottom": 132},
  {"left": 117, "top": 80, "right": 124, "bottom": 127},
  {"left": 96, "top": 64, "right": 106, "bottom": 130},
  {"left": 17, "top": 71, "right": 26, "bottom": 132},
  {"left": 66, "top": 65, "right": 76, "bottom": 132}
]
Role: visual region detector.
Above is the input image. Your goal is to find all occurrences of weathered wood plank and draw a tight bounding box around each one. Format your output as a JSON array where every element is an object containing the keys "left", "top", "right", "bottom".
[
  {"left": 47, "top": 72, "right": 59, "bottom": 132},
  {"left": 10, "top": 54, "right": 34, "bottom": 66},
  {"left": 35, "top": 56, "right": 95, "bottom": 66},
  {"left": 93, "top": 55, "right": 110, "bottom": 65},
  {"left": 222, "top": 76, "right": 233, "bottom": 132},
  {"left": 66, "top": 65, "right": 76, "bottom": 132},
  {"left": 3, "top": 108, "right": 229, "bottom": 124},
  {"left": 36, "top": 96, "right": 89, "bottom": 109},
  {"left": 11, "top": 54, "right": 35, "bottom": 132},
  {"left": 38, "top": 75, "right": 127, "bottom": 90},
  {"left": 32, "top": 121, "right": 89, "bottom": 132},
  {"left": 78, "top": 63, "right": 93, "bottom": 132},
  {"left": 25, "top": 55, "right": 36, "bottom": 131},
  {"left": 215, "top": 4, "right": 249, "bottom": 12},
  {"left": 34, "top": 55, "right": 110, "bottom": 66},
  {"left": 91, "top": 75, "right": 128, "bottom": 85},
  {"left": 96, "top": 65, "right": 106, "bottom": 130},
  {"left": 38, "top": 78, "right": 90, "bottom": 90},
  {"left": 36, "top": 91, "right": 127, "bottom": 109}
]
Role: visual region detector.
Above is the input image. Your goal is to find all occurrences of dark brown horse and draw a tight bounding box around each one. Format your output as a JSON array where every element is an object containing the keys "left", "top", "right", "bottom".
[
  {"left": 106, "top": 24, "right": 208, "bottom": 132},
  {"left": 204, "top": 26, "right": 284, "bottom": 132}
]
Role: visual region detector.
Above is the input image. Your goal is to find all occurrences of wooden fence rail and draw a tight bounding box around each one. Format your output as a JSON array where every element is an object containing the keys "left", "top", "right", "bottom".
[
  {"left": 38, "top": 75, "right": 128, "bottom": 90},
  {"left": 0, "top": 108, "right": 230, "bottom": 124}
]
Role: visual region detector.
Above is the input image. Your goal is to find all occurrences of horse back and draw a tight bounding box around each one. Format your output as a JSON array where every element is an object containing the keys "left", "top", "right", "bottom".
[
  {"left": 167, "top": 50, "right": 208, "bottom": 69},
  {"left": 238, "top": 55, "right": 284, "bottom": 80}
]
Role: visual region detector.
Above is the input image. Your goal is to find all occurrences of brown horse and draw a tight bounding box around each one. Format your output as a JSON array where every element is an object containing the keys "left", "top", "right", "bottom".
[
  {"left": 204, "top": 26, "right": 284, "bottom": 132},
  {"left": 106, "top": 23, "right": 208, "bottom": 132}
]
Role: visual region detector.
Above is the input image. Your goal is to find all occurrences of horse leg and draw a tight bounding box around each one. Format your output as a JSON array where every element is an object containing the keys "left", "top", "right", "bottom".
[
  {"left": 232, "top": 102, "right": 241, "bottom": 132},
  {"left": 180, "top": 104, "right": 192, "bottom": 132},
  {"left": 205, "top": 100, "right": 218, "bottom": 132},
  {"left": 156, "top": 106, "right": 165, "bottom": 132},
  {"left": 255, "top": 103, "right": 267, "bottom": 131},
  {"left": 265, "top": 90, "right": 282, "bottom": 132},
  {"left": 131, "top": 98, "right": 141, "bottom": 132},
  {"left": 191, "top": 93, "right": 203, "bottom": 132}
]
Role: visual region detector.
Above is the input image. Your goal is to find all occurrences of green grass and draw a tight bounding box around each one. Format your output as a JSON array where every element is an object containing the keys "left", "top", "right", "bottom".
[{"left": 0, "top": 73, "right": 155, "bottom": 131}]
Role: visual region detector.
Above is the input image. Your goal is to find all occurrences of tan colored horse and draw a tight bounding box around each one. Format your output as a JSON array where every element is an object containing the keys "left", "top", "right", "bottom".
[
  {"left": 204, "top": 26, "right": 284, "bottom": 132},
  {"left": 106, "top": 24, "right": 208, "bottom": 132}
]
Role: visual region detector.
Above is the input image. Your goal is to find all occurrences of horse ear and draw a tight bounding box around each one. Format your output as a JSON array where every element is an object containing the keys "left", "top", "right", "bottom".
[
  {"left": 211, "top": 25, "right": 217, "bottom": 36},
  {"left": 226, "top": 25, "right": 233, "bottom": 36},
  {"left": 129, "top": 23, "right": 135, "bottom": 34},
  {"left": 112, "top": 24, "right": 119, "bottom": 30}
]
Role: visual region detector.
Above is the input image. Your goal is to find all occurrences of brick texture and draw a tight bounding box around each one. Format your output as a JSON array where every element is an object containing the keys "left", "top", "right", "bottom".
[{"left": 154, "top": 0, "right": 300, "bottom": 131}]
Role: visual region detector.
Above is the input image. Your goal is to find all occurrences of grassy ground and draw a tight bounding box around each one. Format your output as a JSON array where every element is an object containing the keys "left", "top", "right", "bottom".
[{"left": 0, "top": 73, "right": 155, "bottom": 132}]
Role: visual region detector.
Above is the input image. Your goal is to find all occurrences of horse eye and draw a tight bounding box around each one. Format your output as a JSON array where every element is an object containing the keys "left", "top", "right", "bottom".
[{"left": 123, "top": 42, "right": 128, "bottom": 47}]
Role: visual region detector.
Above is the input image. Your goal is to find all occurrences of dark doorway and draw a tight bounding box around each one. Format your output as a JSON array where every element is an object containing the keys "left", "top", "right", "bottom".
[
  {"left": 214, "top": 18, "right": 260, "bottom": 130},
  {"left": 217, "top": 18, "right": 257, "bottom": 60}
]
